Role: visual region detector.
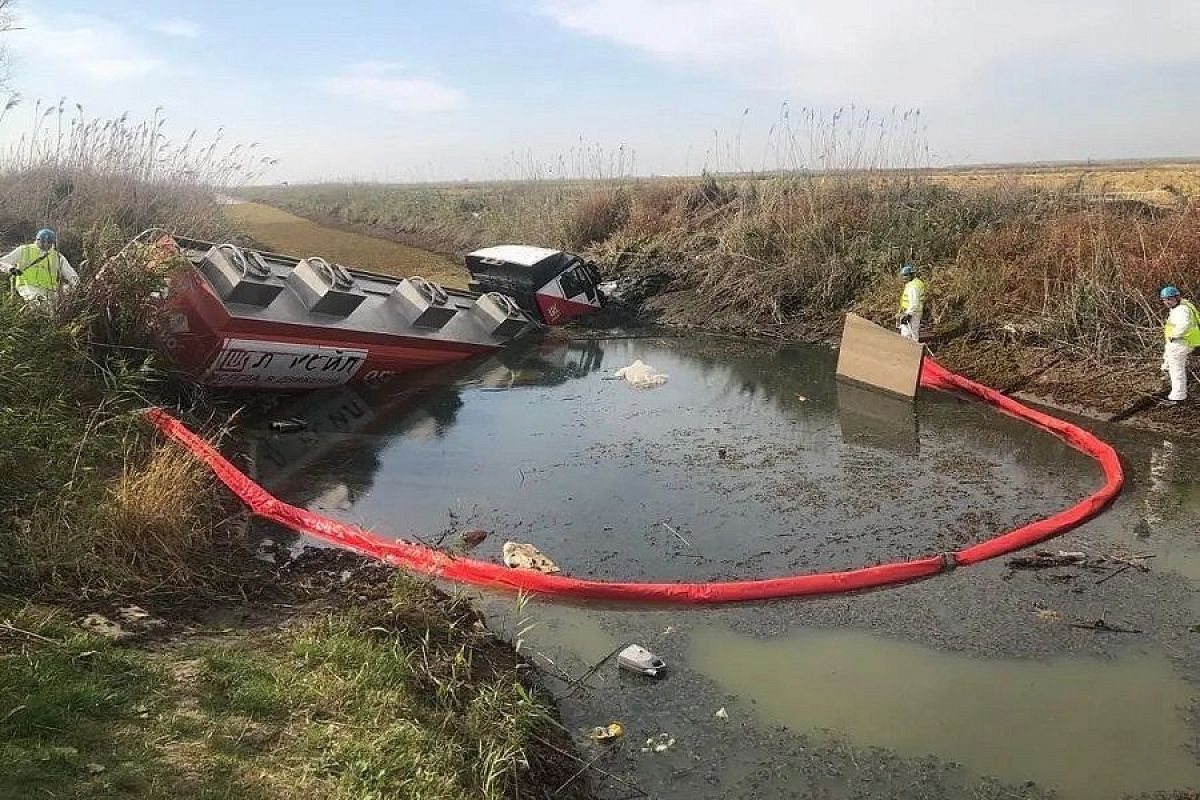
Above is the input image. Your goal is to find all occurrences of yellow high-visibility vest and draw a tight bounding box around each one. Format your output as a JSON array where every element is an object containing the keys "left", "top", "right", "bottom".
[
  {"left": 10, "top": 243, "right": 62, "bottom": 291},
  {"left": 1164, "top": 299, "right": 1200, "bottom": 347},
  {"left": 899, "top": 278, "right": 926, "bottom": 314}
]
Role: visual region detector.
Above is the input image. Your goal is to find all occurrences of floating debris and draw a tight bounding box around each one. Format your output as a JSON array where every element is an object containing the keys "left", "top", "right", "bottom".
[
  {"left": 614, "top": 359, "right": 669, "bottom": 388},
  {"left": 1070, "top": 617, "right": 1142, "bottom": 634},
  {"left": 269, "top": 417, "right": 307, "bottom": 433},
  {"left": 502, "top": 541, "right": 560, "bottom": 573},
  {"left": 714, "top": 707, "right": 729, "bottom": 720},
  {"left": 618, "top": 644, "right": 666, "bottom": 677},
  {"left": 641, "top": 733, "right": 676, "bottom": 753},
  {"left": 461, "top": 529, "right": 489, "bottom": 548},
  {"left": 1008, "top": 550, "right": 1087, "bottom": 569},
  {"left": 588, "top": 722, "right": 624, "bottom": 741}
]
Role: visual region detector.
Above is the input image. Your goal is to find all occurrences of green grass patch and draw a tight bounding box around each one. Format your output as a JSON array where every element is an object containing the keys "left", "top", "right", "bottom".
[
  {"left": 0, "top": 581, "right": 580, "bottom": 800},
  {"left": 0, "top": 606, "right": 167, "bottom": 799}
]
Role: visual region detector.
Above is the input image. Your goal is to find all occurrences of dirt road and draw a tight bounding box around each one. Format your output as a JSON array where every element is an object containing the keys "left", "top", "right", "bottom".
[{"left": 224, "top": 200, "right": 468, "bottom": 288}]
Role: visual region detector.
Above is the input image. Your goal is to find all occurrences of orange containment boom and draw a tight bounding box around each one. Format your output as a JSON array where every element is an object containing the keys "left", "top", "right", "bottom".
[{"left": 145, "top": 357, "right": 1124, "bottom": 603}]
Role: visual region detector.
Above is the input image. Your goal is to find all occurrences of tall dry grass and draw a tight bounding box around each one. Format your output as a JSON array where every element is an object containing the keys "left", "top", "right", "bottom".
[
  {"left": 0, "top": 229, "right": 236, "bottom": 595},
  {"left": 0, "top": 100, "right": 276, "bottom": 254},
  {"left": 0, "top": 106, "right": 272, "bottom": 597},
  {"left": 248, "top": 151, "right": 1198, "bottom": 365}
]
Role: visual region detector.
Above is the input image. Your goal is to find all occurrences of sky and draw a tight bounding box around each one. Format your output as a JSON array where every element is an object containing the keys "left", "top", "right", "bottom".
[{"left": 3, "top": 0, "right": 1198, "bottom": 183}]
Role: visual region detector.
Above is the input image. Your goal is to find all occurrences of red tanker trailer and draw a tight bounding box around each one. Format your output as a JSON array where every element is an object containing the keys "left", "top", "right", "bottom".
[{"left": 161, "top": 238, "right": 603, "bottom": 389}]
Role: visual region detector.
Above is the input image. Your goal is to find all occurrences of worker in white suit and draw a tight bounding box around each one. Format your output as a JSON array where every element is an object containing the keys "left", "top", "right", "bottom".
[
  {"left": 1159, "top": 285, "right": 1200, "bottom": 404},
  {"left": 897, "top": 263, "right": 926, "bottom": 342}
]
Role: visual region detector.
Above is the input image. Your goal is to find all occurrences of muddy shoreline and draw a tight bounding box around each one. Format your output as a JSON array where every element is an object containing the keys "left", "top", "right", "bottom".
[{"left": 621, "top": 282, "right": 1200, "bottom": 439}]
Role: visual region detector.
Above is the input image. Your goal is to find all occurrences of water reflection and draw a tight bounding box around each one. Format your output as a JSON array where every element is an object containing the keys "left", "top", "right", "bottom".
[
  {"left": 1124, "top": 435, "right": 1200, "bottom": 582},
  {"left": 836, "top": 379, "right": 920, "bottom": 455},
  {"left": 246, "top": 338, "right": 610, "bottom": 509},
  {"left": 248, "top": 377, "right": 464, "bottom": 505},
  {"left": 250, "top": 336, "right": 1096, "bottom": 581},
  {"left": 1138, "top": 439, "right": 1182, "bottom": 532},
  {"left": 462, "top": 336, "right": 607, "bottom": 388}
]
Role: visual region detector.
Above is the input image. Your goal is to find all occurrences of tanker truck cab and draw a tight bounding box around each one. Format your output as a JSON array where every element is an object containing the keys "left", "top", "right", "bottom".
[{"left": 465, "top": 245, "right": 602, "bottom": 325}]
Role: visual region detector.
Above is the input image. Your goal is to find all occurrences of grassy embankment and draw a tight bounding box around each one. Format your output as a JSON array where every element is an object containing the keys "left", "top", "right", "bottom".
[
  {"left": 0, "top": 110, "right": 587, "bottom": 799},
  {"left": 244, "top": 160, "right": 1200, "bottom": 422}
]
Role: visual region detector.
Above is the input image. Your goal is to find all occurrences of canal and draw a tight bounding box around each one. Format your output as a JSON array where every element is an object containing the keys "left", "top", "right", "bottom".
[{"left": 243, "top": 333, "right": 1200, "bottom": 800}]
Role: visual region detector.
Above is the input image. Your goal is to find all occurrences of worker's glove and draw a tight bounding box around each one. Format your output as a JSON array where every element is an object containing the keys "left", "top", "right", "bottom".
[
  {"left": 5, "top": 266, "right": 20, "bottom": 277},
  {"left": 899, "top": 313, "right": 912, "bottom": 325}
]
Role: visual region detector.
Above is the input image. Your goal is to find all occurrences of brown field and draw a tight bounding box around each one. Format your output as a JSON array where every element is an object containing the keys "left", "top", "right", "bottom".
[
  {"left": 224, "top": 200, "right": 468, "bottom": 287},
  {"left": 930, "top": 161, "right": 1200, "bottom": 205}
]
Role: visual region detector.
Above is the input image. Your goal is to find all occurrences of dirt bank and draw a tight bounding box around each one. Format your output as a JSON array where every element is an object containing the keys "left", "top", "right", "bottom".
[{"left": 635, "top": 282, "right": 1198, "bottom": 437}]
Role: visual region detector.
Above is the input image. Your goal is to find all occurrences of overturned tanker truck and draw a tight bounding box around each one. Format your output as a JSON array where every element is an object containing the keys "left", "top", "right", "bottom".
[{"left": 162, "top": 239, "right": 603, "bottom": 389}]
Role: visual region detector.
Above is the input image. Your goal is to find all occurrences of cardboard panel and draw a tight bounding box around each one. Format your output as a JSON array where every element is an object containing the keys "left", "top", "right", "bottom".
[{"left": 835, "top": 313, "right": 924, "bottom": 399}]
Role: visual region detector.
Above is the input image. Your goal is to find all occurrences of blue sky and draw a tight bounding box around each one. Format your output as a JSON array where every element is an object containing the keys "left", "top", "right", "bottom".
[{"left": 4, "top": 0, "right": 1198, "bottom": 182}]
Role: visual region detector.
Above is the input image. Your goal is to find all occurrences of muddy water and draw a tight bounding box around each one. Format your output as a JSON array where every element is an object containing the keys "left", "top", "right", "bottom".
[
  {"left": 691, "top": 628, "right": 1193, "bottom": 800},
  {"left": 246, "top": 333, "right": 1200, "bottom": 799},
  {"left": 258, "top": 336, "right": 1091, "bottom": 579}
]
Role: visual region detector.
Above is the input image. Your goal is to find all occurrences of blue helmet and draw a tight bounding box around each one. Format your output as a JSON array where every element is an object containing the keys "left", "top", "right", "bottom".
[
  {"left": 899, "top": 263, "right": 916, "bottom": 277},
  {"left": 35, "top": 228, "right": 56, "bottom": 244},
  {"left": 1161, "top": 285, "right": 1181, "bottom": 299}
]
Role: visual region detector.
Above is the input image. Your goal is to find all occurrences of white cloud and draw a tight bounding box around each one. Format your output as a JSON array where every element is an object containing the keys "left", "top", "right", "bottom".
[
  {"left": 12, "top": 11, "right": 163, "bottom": 82},
  {"left": 319, "top": 62, "right": 466, "bottom": 113},
  {"left": 536, "top": 0, "right": 1200, "bottom": 105},
  {"left": 148, "top": 18, "right": 203, "bottom": 39}
]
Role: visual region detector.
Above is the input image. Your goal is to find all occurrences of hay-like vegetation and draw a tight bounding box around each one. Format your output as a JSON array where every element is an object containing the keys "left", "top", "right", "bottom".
[
  {"left": 245, "top": 132, "right": 1199, "bottom": 369},
  {"left": 0, "top": 107, "right": 270, "bottom": 597}
]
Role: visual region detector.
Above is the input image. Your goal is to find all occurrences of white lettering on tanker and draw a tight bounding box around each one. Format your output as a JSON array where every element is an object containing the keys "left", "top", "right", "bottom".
[{"left": 203, "top": 338, "right": 367, "bottom": 388}]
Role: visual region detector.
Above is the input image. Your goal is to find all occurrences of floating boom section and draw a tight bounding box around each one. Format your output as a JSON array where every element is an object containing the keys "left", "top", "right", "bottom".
[{"left": 147, "top": 357, "right": 1124, "bottom": 603}]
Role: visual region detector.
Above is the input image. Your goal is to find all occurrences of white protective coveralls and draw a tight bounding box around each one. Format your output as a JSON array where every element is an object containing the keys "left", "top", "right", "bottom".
[
  {"left": 898, "top": 277, "right": 926, "bottom": 342},
  {"left": 2, "top": 244, "right": 79, "bottom": 302},
  {"left": 1161, "top": 299, "right": 1200, "bottom": 401}
]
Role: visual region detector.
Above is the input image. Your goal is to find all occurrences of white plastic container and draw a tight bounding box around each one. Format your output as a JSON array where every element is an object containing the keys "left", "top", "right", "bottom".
[{"left": 618, "top": 644, "right": 666, "bottom": 677}]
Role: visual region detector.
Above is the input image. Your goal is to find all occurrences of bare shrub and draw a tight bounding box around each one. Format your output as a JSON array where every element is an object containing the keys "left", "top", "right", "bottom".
[
  {"left": 627, "top": 181, "right": 686, "bottom": 237},
  {"left": 559, "top": 189, "right": 631, "bottom": 250}
]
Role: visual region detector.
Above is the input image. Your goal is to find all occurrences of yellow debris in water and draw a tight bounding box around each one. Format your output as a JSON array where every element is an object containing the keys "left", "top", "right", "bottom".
[
  {"left": 588, "top": 722, "right": 624, "bottom": 741},
  {"left": 502, "top": 541, "right": 560, "bottom": 573}
]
